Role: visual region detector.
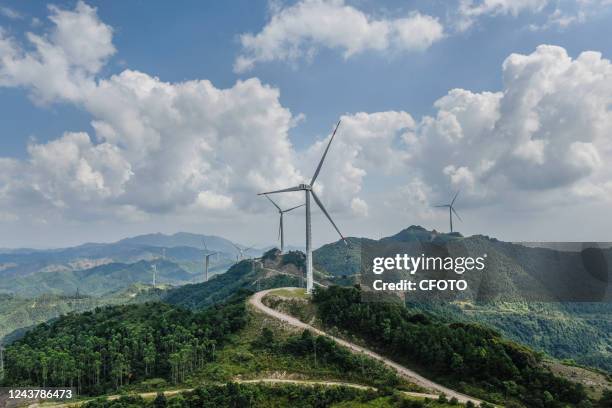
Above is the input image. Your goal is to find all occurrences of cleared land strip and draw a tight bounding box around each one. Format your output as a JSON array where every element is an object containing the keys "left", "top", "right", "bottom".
[{"left": 28, "top": 379, "right": 439, "bottom": 408}]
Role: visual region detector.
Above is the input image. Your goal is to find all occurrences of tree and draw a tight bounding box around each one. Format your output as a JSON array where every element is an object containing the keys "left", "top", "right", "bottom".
[{"left": 154, "top": 392, "right": 167, "bottom": 408}]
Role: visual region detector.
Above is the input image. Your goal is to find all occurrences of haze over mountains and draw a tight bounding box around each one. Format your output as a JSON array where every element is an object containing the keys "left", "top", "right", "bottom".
[{"left": 0, "top": 231, "right": 304, "bottom": 299}]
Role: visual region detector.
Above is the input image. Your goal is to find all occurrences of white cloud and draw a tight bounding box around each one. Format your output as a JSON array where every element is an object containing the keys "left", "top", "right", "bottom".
[
  {"left": 0, "top": 1, "right": 113, "bottom": 103},
  {"left": 457, "top": 0, "right": 550, "bottom": 31},
  {"left": 0, "top": 2, "right": 303, "bottom": 221},
  {"left": 0, "top": 6, "right": 22, "bottom": 20},
  {"left": 350, "top": 197, "right": 368, "bottom": 216},
  {"left": 458, "top": 0, "right": 612, "bottom": 32},
  {"left": 303, "top": 111, "right": 414, "bottom": 213},
  {"left": 234, "top": 0, "right": 444, "bottom": 72},
  {"left": 406, "top": 45, "right": 612, "bottom": 208}
]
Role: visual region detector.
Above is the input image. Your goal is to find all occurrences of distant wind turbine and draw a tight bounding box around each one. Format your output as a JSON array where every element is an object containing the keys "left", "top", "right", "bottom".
[
  {"left": 203, "top": 240, "right": 218, "bottom": 282},
  {"left": 258, "top": 120, "right": 347, "bottom": 294},
  {"left": 264, "top": 195, "right": 304, "bottom": 253},
  {"left": 151, "top": 263, "right": 157, "bottom": 288},
  {"left": 434, "top": 191, "right": 462, "bottom": 233},
  {"left": 231, "top": 243, "right": 253, "bottom": 262}
]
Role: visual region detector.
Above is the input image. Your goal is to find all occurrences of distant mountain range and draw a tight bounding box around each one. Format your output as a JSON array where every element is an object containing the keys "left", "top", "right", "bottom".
[{"left": 0, "top": 232, "right": 265, "bottom": 285}]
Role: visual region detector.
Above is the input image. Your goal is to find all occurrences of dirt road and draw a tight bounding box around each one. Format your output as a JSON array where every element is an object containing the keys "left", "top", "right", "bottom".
[{"left": 249, "top": 287, "right": 484, "bottom": 406}]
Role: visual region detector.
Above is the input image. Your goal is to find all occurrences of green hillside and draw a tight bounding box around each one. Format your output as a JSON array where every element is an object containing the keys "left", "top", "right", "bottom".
[
  {"left": 0, "top": 287, "right": 160, "bottom": 345},
  {"left": 311, "top": 286, "right": 590, "bottom": 407},
  {"left": 0, "top": 259, "right": 194, "bottom": 297},
  {"left": 1, "top": 292, "right": 249, "bottom": 395},
  {"left": 313, "top": 226, "right": 612, "bottom": 373},
  {"left": 162, "top": 254, "right": 301, "bottom": 309}
]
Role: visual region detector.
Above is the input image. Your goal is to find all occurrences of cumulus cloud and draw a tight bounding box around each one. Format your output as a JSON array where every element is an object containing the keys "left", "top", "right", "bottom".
[
  {"left": 302, "top": 111, "right": 415, "bottom": 214},
  {"left": 234, "top": 0, "right": 444, "bottom": 72},
  {"left": 0, "top": 1, "right": 114, "bottom": 103},
  {"left": 405, "top": 45, "right": 612, "bottom": 209},
  {"left": 0, "top": 2, "right": 304, "bottom": 221}
]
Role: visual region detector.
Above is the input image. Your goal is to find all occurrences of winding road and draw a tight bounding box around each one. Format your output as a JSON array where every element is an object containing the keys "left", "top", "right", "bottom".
[{"left": 249, "top": 287, "right": 484, "bottom": 406}]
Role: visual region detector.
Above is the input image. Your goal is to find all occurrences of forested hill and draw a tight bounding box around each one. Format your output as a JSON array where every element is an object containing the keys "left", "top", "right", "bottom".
[
  {"left": 312, "top": 286, "right": 590, "bottom": 407},
  {"left": 0, "top": 259, "right": 193, "bottom": 297},
  {"left": 162, "top": 250, "right": 305, "bottom": 309},
  {"left": 313, "top": 225, "right": 612, "bottom": 373},
  {"left": 0, "top": 292, "right": 249, "bottom": 395}
]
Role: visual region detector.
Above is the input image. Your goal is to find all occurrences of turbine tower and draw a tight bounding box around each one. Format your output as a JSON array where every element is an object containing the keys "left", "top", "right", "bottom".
[
  {"left": 203, "top": 240, "right": 218, "bottom": 282},
  {"left": 151, "top": 263, "right": 157, "bottom": 288},
  {"left": 434, "top": 191, "right": 462, "bottom": 233},
  {"left": 258, "top": 120, "right": 346, "bottom": 294},
  {"left": 264, "top": 195, "right": 304, "bottom": 253}
]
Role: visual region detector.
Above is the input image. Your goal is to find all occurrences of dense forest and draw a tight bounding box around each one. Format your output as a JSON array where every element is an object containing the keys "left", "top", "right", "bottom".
[
  {"left": 312, "top": 286, "right": 590, "bottom": 407},
  {"left": 1, "top": 292, "right": 249, "bottom": 395}
]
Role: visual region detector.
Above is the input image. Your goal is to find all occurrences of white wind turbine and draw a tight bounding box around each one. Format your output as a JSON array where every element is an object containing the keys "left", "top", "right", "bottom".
[
  {"left": 231, "top": 243, "right": 253, "bottom": 262},
  {"left": 434, "top": 190, "right": 462, "bottom": 233},
  {"left": 258, "top": 120, "right": 347, "bottom": 294},
  {"left": 203, "top": 240, "right": 218, "bottom": 282},
  {"left": 264, "top": 195, "right": 304, "bottom": 253},
  {"left": 151, "top": 263, "right": 157, "bottom": 288}
]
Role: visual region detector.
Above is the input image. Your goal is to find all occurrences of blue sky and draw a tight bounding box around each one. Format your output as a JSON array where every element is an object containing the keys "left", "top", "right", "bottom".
[{"left": 1, "top": 0, "right": 612, "bottom": 247}]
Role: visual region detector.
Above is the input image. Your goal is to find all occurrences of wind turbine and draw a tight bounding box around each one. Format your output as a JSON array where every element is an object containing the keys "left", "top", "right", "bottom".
[
  {"left": 434, "top": 191, "right": 462, "bottom": 233},
  {"left": 232, "top": 243, "right": 254, "bottom": 262},
  {"left": 258, "top": 120, "right": 347, "bottom": 294},
  {"left": 264, "top": 195, "right": 304, "bottom": 253},
  {"left": 203, "top": 240, "right": 218, "bottom": 282}
]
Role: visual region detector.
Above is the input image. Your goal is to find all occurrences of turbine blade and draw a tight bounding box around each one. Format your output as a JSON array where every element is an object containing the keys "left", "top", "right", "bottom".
[
  {"left": 311, "top": 120, "right": 341, "bottom": 185},
  {"left": 310, "top": 190, "right": 346, "bottom": 243},
  {"left": 451, "top": 206, "right": 463, "bottom": 222},
  {"left": 433, "top": 205, "right": 450, "bottom": 208},
  {"left": 258, "top": 186, "right": 303, "bottom": 195},
  {"left": 203, "top": 239, "right": 208, "bottom": 251},
  {"left": 283, "top": 203, "right": 305, "bottom": 213},
  {"left": 265, "top": 194, "right": 281, "bottom": 211},
  {"left": 451, "top": 190, "right": 460, "bottom": 206}
]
